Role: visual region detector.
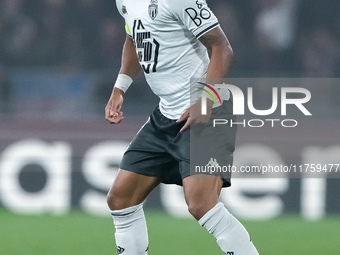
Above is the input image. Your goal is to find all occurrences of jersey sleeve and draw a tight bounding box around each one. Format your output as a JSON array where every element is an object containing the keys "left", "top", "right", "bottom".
[
  {"left": 115, "top": 0, "right": 124, "bottom": 16},
  {"left": 168, "top": 0, "right": 219, "bottom": 38},
  {"left": 115, "top": 0, "right": 132, "bottom": 37}
]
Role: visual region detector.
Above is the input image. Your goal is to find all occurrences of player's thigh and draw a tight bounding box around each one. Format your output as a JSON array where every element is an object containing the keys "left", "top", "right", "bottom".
[
  {"left": 107, "top": 169, "right": 160, "bottom": 210},
  {"left": 183, "top": 175, "right": 223, "bottom": 219}
]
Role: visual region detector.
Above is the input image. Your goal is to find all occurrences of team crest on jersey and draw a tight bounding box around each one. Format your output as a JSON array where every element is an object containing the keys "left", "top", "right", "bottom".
[{"left": 148, "top": 0, "right": 158, "bottom": 20}]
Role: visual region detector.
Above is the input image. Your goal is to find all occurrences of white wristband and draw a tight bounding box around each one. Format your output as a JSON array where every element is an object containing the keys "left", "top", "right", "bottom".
[{"left": 114, "top": 74, "right": 133, "bottom": 93}]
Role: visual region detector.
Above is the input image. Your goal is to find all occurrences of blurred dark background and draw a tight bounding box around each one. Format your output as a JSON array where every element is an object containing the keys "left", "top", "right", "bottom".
[{"left": 0, "top": 0, "right": 339, "bottom": 118}]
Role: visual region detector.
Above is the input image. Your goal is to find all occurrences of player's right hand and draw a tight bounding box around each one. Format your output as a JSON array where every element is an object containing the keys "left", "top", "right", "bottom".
[{"left": 105, "top": 88, "right": 124, "bottom": 124}]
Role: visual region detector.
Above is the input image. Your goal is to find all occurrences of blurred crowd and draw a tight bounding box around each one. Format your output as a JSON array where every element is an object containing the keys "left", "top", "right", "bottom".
[
  {"left": 0, "top": 0, "right": 340, "bottom": 115},
  {"left": 0, "top": 0, "right": 125, "bottom": 69},
  {"left": 0, "top": 0, "right": 339, "bottom": 75}
]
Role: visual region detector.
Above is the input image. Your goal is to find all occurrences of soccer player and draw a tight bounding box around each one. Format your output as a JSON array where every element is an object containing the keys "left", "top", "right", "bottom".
[{"left": 105, "top": 0, "right": 259, "bottom": 254}]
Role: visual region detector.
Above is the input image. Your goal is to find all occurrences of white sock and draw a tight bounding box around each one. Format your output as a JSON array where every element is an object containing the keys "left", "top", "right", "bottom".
[
  {"left": 111, "top": 203, "right": 149, "bottom": 255},
  {"left": 199, "top": 202, "right": 259, "bottom": 255}
]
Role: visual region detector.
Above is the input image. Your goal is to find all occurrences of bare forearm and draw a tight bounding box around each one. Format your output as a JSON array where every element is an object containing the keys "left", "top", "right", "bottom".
[
  {"left": 119, "top": 36, "right": 141, "bottom": 79},
  {"left": 106, "top": 37, "right": 138, "bottom": 123}
]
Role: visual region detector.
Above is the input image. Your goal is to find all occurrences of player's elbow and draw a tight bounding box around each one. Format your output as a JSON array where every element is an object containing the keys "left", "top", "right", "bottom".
[
  {"left": 211, "top": 42, "right": 234, "bottom": 64},
  {"left": 224, "top": 43, "right": 234, "bottom": 62}
]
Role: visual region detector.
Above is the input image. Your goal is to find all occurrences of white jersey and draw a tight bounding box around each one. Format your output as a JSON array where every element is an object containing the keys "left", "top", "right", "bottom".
[{"left": 116, "top": 0, "right": 220, "bottom": 119}]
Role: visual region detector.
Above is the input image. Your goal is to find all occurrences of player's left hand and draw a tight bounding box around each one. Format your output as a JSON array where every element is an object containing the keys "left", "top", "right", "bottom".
[
  {"left": 177, "top": 99, "right": 213, "bottom": 132},
  {"left": 105, "top": 88, "right": 125, "bottom": 124}
]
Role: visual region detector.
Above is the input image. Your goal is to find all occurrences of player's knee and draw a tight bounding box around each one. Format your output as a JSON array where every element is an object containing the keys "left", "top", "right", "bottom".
[
  {"left": 187, "top": 201, "right": 210, "bottom": 220},
  {"left": 185, "top": 190, "right": 219, "bottom": 220},
  {"left": 107, "top": 187, "right": 127, "bottom": 211},
  {"left": 186, "top": 192, "right": 220, "bottom": 220},
  {"left": 106, "top": 189, "right": 116, "bottom": 210}
]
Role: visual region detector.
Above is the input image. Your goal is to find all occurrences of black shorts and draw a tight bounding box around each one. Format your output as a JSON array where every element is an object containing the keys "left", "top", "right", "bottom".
[{"left": 120, "top": 100, "right": 236, "bottom": 187}]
